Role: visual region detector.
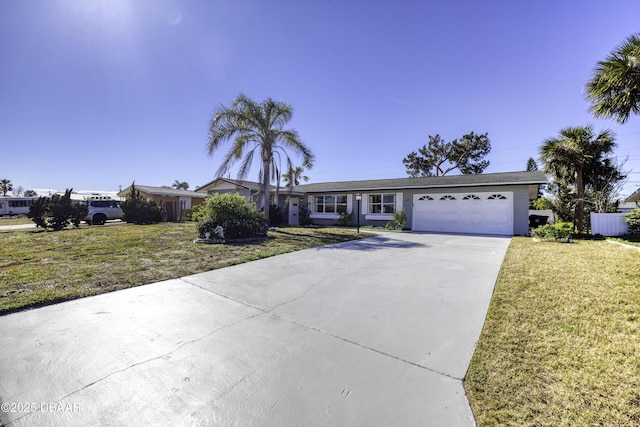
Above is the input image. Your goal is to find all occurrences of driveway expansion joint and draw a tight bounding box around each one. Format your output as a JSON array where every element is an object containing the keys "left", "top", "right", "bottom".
[{"left": 180, "top": 278, "right": 463, "bottom": 382}]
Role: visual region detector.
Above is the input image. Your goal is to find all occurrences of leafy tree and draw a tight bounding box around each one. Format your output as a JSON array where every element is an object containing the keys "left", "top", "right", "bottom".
[
  {"left": 586, "top": 33, "right": 640, "bottom": 124},
  {"left": 403, "top": 132, "right": 491, "bottom": 177},
  {"left": 172, "top": 180, "right": 189, "bottom": 190},
  {"left": 539, "top": 126, "right": 617, "bottom": 232},
  {"left": 23, "top": 189, "right": 37, "bottom": 197},
  {"left": 0, "top": 179, "right": 12, "bottom": 196},
  {"left": 207, "top": 94, "right": 315, "bottom": 221},
  {"left": 121, "top": 183, "right": 162, "bottom": 224}
]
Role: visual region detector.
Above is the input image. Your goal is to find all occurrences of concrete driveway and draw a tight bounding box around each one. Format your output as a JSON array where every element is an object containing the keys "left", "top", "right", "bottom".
[{"left": 0, "top": 232, "right": 510, "bottom": 426}]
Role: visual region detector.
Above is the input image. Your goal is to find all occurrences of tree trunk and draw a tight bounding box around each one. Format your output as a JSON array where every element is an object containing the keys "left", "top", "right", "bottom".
[
  {"left": 575, "top": 168, "right": 585, "bottom": 232},
  {"left": 262, "top": 158, "right": 271, "bottom": 221}
]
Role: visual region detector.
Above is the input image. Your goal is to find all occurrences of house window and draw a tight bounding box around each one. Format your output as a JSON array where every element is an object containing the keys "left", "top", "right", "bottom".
[
  {"left": 440, "top": 195, "right": 456, "bottom": 200},
  {"left": 463, "top": 194, "right": 480, "bottom": 200},
  {"left": 418, "top": 195, "right": 434, "bottom": 201},
  {"left": 368, "top": 193, "right": 396, "bottom": 214},
  {"left": 314, "top": 195, "right": 347, "bottom": 214}
]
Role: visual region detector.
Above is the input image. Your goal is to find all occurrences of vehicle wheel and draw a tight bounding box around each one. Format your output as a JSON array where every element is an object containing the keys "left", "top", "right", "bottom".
[{"left": 93, "top": 214, "right": 107, "bottom": 225}]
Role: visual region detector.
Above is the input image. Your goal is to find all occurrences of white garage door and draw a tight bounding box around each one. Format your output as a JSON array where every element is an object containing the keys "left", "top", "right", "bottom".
[{"left": 412, "top": 192, "right": 513, "bottom": 235}]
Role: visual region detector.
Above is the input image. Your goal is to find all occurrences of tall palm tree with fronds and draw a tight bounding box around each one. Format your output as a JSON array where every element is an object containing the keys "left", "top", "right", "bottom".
[
  {"left": 586, "top": 33, "right": 640, "bottom": 124},
  {"left": 283, "top": 166, "right": 309, "bottom": 188},
  {"left": 0, "top": 179, "right": 13, "bottom": 196},
  {"left": 539, "top": 126, "right": 615, "bottom": 232},
  {"left": 208, "top": 94, "right": 314, "bottom": 220}
]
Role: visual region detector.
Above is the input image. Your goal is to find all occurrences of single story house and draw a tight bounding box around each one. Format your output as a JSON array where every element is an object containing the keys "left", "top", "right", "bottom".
[
  {"left": 117, "top": 185, "right": 207, "bottom": 221},
  {"left": 619, "top": 188, "right": 640, "bottom": 212},
  {"left": 196, "top": 171, "right": 547, "bottom": 236}
]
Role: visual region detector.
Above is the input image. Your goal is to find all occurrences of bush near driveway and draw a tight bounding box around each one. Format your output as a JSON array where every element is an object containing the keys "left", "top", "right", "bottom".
[
  {"left": 465, "top": 237, "right": 640, "bottom": 426},
  {"left": 193, "top": 193, "right": 267, "bottom": 239}
]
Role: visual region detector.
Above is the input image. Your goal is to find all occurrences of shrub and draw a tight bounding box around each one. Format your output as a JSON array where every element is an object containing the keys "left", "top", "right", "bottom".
[
  {"left": 27, "top": 189, "right": 87, "bottom": 230},
  {"left": 28, "top": 196, "right": 49, "bottom": 229},
  {"left": 269, "top": 204, "right": 284, "bottom": 226},
  {"left": 47, "top": 191, "right": 73, "bottom": 231},
  {"left": 194, "top": 193, "right": 266, "bottom": 239},
  {"left": 532, "top": 221, "right": 573, "bottom": 241},
  {"left": 392, "top": 210, "right": 407, "bottom": 229},
  {"left": 121, "top": 183, "right": 162, "bottom": 225},
  {"left": 336, "top": 212, "right": 353, "bottom": 226},
  {"left": 625, "top": 208, "right": 640, "bottom": 233},
  {"left": 192, "top": 193, "right": 262, "bottom": 224}
]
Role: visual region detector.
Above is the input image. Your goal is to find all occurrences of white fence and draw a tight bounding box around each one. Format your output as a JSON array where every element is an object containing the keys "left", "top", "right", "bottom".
[{"left": 590, "top": 212, "right": 629, "bottom": 236}]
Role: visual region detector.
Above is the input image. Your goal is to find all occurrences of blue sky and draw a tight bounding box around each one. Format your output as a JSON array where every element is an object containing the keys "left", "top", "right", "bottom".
[{"left": 1, "top": 0, "right": 639, "bottom": 197}]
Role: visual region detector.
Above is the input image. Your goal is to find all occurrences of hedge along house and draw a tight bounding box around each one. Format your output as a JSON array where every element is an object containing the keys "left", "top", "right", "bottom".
[
  {"left": 196, "top": 171, "right": 547, "bottom": 236},
  {"left": 117, "top": 185, "right": 207, "bottom": 222},
  {"left": 291, "top": 171, "right": 546, "bottom": 236}
]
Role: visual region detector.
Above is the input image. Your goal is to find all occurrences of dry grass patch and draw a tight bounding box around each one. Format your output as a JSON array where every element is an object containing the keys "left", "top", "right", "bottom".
[
  {"left": 0, "top": 223, "right": 373, "bottom": 314},
  {"left": 465, "top": 237, "right": 640, "bottom": 426}
]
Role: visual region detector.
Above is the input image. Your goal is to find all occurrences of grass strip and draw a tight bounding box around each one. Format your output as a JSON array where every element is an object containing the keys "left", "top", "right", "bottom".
[
  {"left": 0, "top": 223, "right": 373, "bottom": 314},
  {"left": 465, "top": 237, "right": 640, "bottom": 426}
]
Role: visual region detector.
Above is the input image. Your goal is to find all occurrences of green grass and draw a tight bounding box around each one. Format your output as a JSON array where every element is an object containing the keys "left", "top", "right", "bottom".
[
  {"left": 608, "top": 234, "right": 640, "bottom": 248},
  {"left": 465, "top": 237, "right": 640, "bottom": 426},
  {"left": 0, "top": 216, "right": 32, "bottom": 226},
  {"left": 0, "top": 223, "right": 373, "bottom": 314}
]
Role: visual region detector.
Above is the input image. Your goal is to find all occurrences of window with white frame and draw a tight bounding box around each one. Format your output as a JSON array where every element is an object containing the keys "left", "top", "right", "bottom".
[
  {"left": 314, "top": 194, "right": 348, "bottom": 214},
  {"left": 368, "top": 193, "right": 396, "bottom": 214}
]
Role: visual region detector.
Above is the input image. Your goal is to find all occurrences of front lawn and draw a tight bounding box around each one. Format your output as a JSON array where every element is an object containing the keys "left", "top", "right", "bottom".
[
  {"left": 0, "top": 223, "right": 373, "bottom": 314},
  {"left": 465, "top": 237, "right": 640, "bottom": 426}
]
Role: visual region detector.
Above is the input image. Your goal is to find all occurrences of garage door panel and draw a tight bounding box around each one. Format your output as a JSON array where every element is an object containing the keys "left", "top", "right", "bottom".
[{"left": 412, "top": 192, "right": 513, "bottom": 235}]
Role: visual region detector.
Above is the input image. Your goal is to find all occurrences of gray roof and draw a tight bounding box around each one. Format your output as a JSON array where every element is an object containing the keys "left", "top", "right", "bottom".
[
  {"left": 195, "top": 178, "right": 262, "bottom": 192},
  {"left": 118, "top": 185, "right": 207, "bottom": 198},
  {"left": 293, "top": 171, "right": 547, "bottom": 193},
  {"left": 626, "top": 188, "right": 640, "bottom": 203}
]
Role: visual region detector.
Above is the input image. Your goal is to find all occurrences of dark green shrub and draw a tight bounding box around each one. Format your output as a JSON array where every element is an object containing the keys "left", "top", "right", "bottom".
[
  {"left": 222, "top": 218, "right": 269, "bottom": 239},
  {"left": 336, "top": 213, "right": 353, "bottom": 226},
  {"left": 269, "top": 204, "right": 284, "bottom": 225},
  {"left": 121, "top": 183, "right": 162, "bottom": 225},
  {"left": 28, "top": 196, "right": 49, "bottom": 229},
  {"left": 47, "top": 190, "right": 73, "bottom": 231},
  {"left": 71, "top": 203, "right": 89, "bottom": 228},
  {"left": 625, "top": 208, "right": 640, "bottom": 233},
  {"left": 27, "top": 189, "right": 86, "bottom": 230}
]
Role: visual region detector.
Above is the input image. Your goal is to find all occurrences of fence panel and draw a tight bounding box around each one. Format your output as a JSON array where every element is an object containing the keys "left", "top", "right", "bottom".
[{"left": 590, "top": 212, "right": 629, "bottom": 236}]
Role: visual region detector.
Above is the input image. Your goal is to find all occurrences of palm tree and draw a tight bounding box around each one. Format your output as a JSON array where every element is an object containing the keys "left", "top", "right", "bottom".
[
  {"left": 0, "top": 179, "right": 13, "bottom": 196},
  {"left": 586, "top": 33, "right": 640, "bottom": 124},
  {"left": 539, "top": 126, "right": 615, "bottom": 232},
  {"left": 208, "top": 94, "right": 314, "bottom": 220},
  {"left": 283, "top": 166, "right": 309, "bottom": 187}
]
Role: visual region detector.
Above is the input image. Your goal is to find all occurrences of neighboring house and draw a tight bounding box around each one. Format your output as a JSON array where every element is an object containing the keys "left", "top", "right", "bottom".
[
  {"left": 196, "top": 171, "right": 547, "bottom": 236},
  {"left": 619, "top": 188, "right": 640, "bottom": 212},
  {"left": 117, "top": 185, "right": 207, "bottom": 221},
  {"left": 195, "top": 178, "right": 294, "bottom": 208}
]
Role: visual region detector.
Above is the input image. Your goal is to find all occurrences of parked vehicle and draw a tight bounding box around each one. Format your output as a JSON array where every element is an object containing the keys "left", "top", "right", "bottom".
[
  {"left": 83, "top": 197, "right": 124, "bottom": 225},
  {"left": 0, "top": 196, "right": 40, "bottom": 217}
]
